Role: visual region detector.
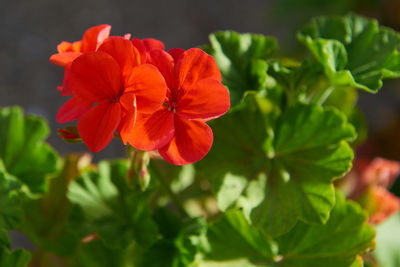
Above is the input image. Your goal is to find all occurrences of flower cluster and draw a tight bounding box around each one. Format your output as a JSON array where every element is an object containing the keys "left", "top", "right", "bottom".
[{"left": 50, "top": 25, "right": 230, "bottom": 165}]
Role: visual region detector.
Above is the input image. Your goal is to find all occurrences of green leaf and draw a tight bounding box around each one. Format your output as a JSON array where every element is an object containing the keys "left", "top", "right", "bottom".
[
  {"left": 199, "top": 94, "right": 356, "bottom": 235},
  {"left": 21, "top": 155, "right": 85, "bottom": 256},
  {"left": 197, "top": 93, "right": 269, "bottom": 180},
  {"left": 207, "top": 31, "right": 277, "bottom": 105},
  {"left": 374, "top": 212, "right": 400, "bottom": 267},
  {"left": 275, "top": 192, "right": 375, "bottom": 267},
  {"left": 0, "top": 164, "right": 24, "bottom": 230},
  {"left": 0, "top": 246, "right": 31, "bottom": 267},
  {"left": 67, "top": 160, "right": 158, "bottom": 250},
  {"left": 214, "top": 173, "right": 248, "bottom": 211},
  {"left": 138, "top": 208, "right": 206, "bottom": 267},
  {"left": 205, "top": 210, "right": 277, "bottom": 264},
  {"left": 298, "top": 13, "right": 400, "bottom": 92},
  {"left": 68, "top": 239, "right": 127, "bottom": 267},
  {"left": 268, "top": 59, "right": 329, "bottom": 105},
  {"left": 0, "top": 106, "right": 58, "bottom": 194},
  {"left": 251, "top": 104, "right": 356, "bottom": 235},
  {"left": 0, "top": 230, "right": 10, "bottom": 248}
]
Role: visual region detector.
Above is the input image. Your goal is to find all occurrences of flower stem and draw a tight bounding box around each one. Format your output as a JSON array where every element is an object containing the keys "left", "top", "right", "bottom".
[{"left": 151, "top": 163, "right": 189, "bottom": 217}]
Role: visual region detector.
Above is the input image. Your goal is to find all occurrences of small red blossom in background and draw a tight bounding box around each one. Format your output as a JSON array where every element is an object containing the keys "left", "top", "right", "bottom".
[
  {"left": 340, "top": 157, "right": 400, "bottom": 224},
  {"left": 51, "top": 25, "right": 230, "bottom": 165}
]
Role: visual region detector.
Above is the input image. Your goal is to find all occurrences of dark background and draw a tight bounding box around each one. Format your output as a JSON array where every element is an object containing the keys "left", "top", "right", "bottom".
[{"left": 1, "top": 0, "right": 399, "bottom": 160}]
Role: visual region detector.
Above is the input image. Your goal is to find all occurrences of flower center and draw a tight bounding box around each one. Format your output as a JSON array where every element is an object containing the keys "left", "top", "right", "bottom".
[{"left": 163, "top": 101, "right": 176, "bottom": 113}]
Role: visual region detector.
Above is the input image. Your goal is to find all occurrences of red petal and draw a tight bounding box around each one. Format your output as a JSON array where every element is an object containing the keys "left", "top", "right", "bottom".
[
  {"left": 98, "top": 37, "right": 141, "bottom": 80},
  {"left": 142, "top": 38, "right": 165, "bottom": 51},
  {"left": 132, "top": 38, "right": 165, "bottom": 63},
  {"left": 57, "top": 41, "right": 82, "bottom": 53},
  {"left": 131, "top": 38, "right": 147, "bottom": 63},
  {"left": 82, "top": 24, "right": 111, "bottom": 52},
  {"left": 67, "top": 52, "right": 122, "bottom": 102},
  {"left": 125, "top": 64, "right": 167, "bottom": 113},
  {"left": 127, "top": 107, "right": 175, "bottom": 151},
  {"left": 56, "top": 96, "right": 92, "bottom": 123},
  {"left": 168, "top": 48, "right": 184, "bottom": 62},
  {"left": 176, "top": 78, "right": 230, "bottom": 121},
  {"left": 59, "top": 64, "right": 73, "bottom": 96},
  {"left": 159, "top": 117, "right": 213, "bottom": 165},
  {"left": 118, "top": 92, "right": 137, "bottom": 144},
  {"left": 49, "top": 52, "right": 81, "bottom": 67},
  {"left": 57, "top": 41, "right": 73, "bottom": 53},
  {"left": 78, "top": 101, "right": 121, "bottom": 152},
  {"left": 176, "top": 48, "right": 221, "bottom": 90},
  {"left": 147, "top": 50, "right": 175, "bottom": 88}
]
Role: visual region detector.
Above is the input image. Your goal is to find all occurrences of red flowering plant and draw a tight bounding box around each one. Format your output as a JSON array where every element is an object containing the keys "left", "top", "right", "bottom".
[{"left": 1, "top": 14, "right": 400, "bottom": 267}]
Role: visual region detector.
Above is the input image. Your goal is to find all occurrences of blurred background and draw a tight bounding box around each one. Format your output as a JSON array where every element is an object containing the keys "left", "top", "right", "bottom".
[{"left": 0, "top": 0, "right": 399, "bottom": 161}]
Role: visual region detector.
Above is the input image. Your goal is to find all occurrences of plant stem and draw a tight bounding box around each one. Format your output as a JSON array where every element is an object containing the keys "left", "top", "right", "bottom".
[
  {"left": 151, "top": 164, "right": 189, "bottom": 217},
  {"left": 316, "top": 85, "right": 334, "bottom": 105}
]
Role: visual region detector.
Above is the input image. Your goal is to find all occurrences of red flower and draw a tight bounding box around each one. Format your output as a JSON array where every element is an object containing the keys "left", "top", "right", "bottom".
[
  {"left": 348, "top": 157, "right": 400, "bottom": 199},
  {"left": 340, "top": 157, "right": 400, "bottom": 224},
  {"left": 57, "top": 37, "right": 168, "bottom": 152},
  {"left": 368, "top": 187, "right": 400, "bottom": 224},
  {"left": 50, "top": 24, "right": 112, "bottom": 95},
  {"left": 50, "top": 24, "right": 111, "bottom": 67},
  {"left": 127, "top": 48, "right": 230, "bottom": 165}
]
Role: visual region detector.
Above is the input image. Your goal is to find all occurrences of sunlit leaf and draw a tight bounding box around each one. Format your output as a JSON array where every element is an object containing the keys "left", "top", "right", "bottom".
[
  {"left": 205, "top": 210, "right": 277, "bottom": 264},
  {"left": 298, "top": 13, "right": 400, "bottom": 92},
  {"left": 251, "top": 103, "right": 356, "bottom": 235},
  {"left": 0, "top": 106, "right": 58, "bottom": 194},
  {"left": 207, "top": 31, "right": 277, "bottom": 105},
  {"left": 198, "top": 94, "right": 356, "bottom": 235},
  {"left": 275, "top": 192, "right": 375, "bottom": 267}
]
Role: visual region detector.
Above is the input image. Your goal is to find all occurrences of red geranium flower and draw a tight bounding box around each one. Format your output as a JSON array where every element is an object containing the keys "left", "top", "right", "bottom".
[
  {"left": 127, "top": 48, "right": 230, "bottom": 165},
  {"left": 57, "top": 37, "right": 168, "bottom": 152},
  {"left": 50, "top": 24, "right": 111, "bottom": 67},
  {"left": 50, "top": 24, "right": 112, "bottom": 95}
]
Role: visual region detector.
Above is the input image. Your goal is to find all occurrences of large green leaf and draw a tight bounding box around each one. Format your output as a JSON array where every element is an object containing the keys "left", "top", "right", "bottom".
[
  {"left": 197, "top": 93, "right": 269, "bottom": 180},
  {"left": 298, "top": 13, "right": 400, "bottom": 92},
  {"left": 205, "top": 210, "right": 277, "bottom": 265},
  {"left": 199, "top": 94, "right": 356, "bottom": 236},
  {"left": 275, "top": 192, "right": 375, "bottom": 267},
  {"left": 0, "top": 106, "right": 58, "bottom": 194},
  {"left": 207, "top": 31, "right": 277, "bottom": 105},
  {"left": 374, "top": 212, "right": 400, "bottom": 267},
  {"left": 67, "top": 160, "right": 158, "bottom": 250},
  {"left": 196, "top": 93, "right": 270, "bottom": 214},
  {"left": 251, "top": 103, "right": 356, "bottom": 235}
]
